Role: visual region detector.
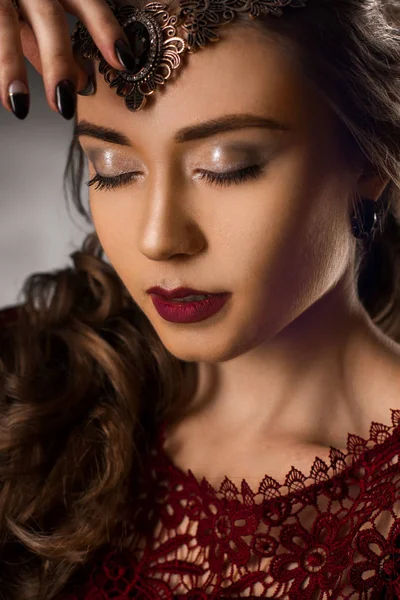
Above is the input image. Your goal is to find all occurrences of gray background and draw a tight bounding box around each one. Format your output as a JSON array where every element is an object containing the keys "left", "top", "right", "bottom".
[{"left": 0, "top": 15, "right": 93, "bottom": 310}]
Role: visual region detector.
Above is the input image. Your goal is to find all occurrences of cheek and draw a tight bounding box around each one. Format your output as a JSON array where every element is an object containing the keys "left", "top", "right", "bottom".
[
  {"left": 224, "top": 164, "right": 352, "bottom": 347},
  {"left": 89, "top": 195, "right": 135, "bottom": 270}
]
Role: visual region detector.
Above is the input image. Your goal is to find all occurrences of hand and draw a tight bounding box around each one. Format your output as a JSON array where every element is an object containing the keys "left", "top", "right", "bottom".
[{"left": 0, "top": 0, "right": 136, "bottom": 119}]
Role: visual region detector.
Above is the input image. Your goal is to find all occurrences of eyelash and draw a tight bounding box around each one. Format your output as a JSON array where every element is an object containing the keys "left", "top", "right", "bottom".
[{"left": 85, "top": 164, "right": 265, "bottom": 192}]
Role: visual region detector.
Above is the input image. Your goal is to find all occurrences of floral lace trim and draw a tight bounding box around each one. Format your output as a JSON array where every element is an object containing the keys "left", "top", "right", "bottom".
[
  {"left": 58, "top": 407, "right": 400, "bottom": 599},
  {"left": 153, "top": 407, "right": 400, "bottom": 503}
]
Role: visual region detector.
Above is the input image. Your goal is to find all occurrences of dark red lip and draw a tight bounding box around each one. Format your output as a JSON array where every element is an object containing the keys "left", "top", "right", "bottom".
[
  {"left": 150, "top": 293, "right": 231, "bottom": 323},
  {"left": 146, "top": 286, "right": 226, "bottom": 299}
]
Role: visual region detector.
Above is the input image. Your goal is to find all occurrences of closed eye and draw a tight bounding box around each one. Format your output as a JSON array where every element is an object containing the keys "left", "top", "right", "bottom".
[{"left": 85, "top": 164, "right": 266, "bottom": 192}]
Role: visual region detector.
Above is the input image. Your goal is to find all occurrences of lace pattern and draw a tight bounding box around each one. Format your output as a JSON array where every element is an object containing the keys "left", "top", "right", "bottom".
[{"left": 60, "top": 408, "right": 400, "bottom": 599}]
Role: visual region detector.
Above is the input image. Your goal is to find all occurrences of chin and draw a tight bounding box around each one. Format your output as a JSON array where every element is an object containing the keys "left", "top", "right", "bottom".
[{"left": 152, "top": 327, "right": 253, "bottom": 364}]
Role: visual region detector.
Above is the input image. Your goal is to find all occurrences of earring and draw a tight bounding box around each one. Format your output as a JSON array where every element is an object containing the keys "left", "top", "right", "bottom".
[{"left": 350, "top": 196, "right": 381, "bottom": 240}]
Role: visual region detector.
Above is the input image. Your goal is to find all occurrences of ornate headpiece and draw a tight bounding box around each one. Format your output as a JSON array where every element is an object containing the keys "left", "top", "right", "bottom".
[{"left": 71, "top": 0, "right": 307, "bottom": 111}]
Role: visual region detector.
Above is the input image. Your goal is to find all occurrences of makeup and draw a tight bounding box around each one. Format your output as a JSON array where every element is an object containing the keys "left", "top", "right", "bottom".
[{"left": 150, "top": 293, "right": 231, "bottom": 323}]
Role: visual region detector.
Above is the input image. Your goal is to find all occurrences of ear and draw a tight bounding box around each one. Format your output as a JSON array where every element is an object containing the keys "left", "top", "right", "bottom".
[{"left": 356, "top": 158, "right": 391, "bottom": 201}]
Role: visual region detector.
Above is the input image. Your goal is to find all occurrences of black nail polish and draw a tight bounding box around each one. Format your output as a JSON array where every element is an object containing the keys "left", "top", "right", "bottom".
[
  {"left": 9, "top": 92, "right": 30, "bottom": 120},
  {"left": 8, "top": 81, "right": 30, "bottom": 120},
  {"left": 114, "top": 39, "right": 137, "bottom": 71},
  {"left": 55, "top": 79, "right": 76, "bottom": 120}
]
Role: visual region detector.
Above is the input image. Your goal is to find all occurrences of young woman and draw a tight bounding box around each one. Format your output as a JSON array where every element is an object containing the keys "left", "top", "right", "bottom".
[{"left": 1, "top": 0, "right": 400, "bottom": 597}]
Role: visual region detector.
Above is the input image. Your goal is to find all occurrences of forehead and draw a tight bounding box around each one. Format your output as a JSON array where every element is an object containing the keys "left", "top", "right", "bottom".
[{"left": 77, "top": 25, "right": 337, "bottom": 149}]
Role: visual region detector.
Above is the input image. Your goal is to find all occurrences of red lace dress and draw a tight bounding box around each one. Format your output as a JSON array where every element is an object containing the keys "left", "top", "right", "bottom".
[{"left": 59, "top": 409, "right": 400, "bottom": 599}]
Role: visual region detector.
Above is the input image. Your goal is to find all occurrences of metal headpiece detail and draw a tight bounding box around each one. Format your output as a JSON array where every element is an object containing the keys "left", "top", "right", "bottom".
[{"left": 71, "top": 0, "right": 308, "bottom": 112}]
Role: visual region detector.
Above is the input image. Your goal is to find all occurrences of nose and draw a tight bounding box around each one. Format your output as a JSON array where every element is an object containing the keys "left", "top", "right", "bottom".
[{"left": 138, "top": 172, "right": 205, "bottom": 261}]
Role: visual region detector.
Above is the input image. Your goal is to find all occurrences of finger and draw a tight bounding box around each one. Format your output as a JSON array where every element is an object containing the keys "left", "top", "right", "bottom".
[
  {"left": 19, "top": 0, "right": 81, "bottom": 116},
  {"left": 19, "top": 20, "right": 42, "bottom": 73},
  {"left": 17, "top": 17, "right": 88, "bottom": 92},
  {"left": 0, "top": 0, "right": 30, "bottom": 117},
  {"left": 61, "top": 0, "right": 137, "bottom": 72}
]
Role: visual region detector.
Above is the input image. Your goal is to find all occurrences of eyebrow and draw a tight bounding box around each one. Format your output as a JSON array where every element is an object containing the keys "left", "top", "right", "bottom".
[{"left": 74, "top": 113, "right": 290, "bottom": 146}]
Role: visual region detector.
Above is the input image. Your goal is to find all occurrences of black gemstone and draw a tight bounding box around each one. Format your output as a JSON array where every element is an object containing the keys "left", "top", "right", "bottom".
[{"left": 125, "top": 21, "right": 151, "bottom": 74}]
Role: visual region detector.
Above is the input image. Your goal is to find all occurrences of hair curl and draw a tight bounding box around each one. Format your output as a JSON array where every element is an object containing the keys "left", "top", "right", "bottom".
[{"left": 1, "top": 0, "right": 400, "bottom": 597}]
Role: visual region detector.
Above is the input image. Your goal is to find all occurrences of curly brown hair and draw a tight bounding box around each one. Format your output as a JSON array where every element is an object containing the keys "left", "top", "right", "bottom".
[{"left": 1, "top": 0, "right": 400, "bottom": 597}]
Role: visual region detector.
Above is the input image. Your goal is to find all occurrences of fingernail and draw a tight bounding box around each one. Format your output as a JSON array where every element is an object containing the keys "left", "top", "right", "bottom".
[
  {"left": 8, "top": 80, "right": 30, "bottom": 120},
  {"left": 55, "top": 79, "right": 76, "bottom": 120},
  {"left": 77, "top": 75, "right": 95, "bottom": 96},
  {"left": 114, "top": 39, "right": 137, "bottom": 71}
]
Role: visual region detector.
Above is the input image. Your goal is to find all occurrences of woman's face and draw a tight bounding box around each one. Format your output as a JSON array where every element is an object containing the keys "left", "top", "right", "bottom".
[{"left": 76, "top": 25, "right": 365, "bottom": 363}]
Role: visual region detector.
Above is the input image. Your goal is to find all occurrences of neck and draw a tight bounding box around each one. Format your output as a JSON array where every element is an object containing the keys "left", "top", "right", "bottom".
[{"left": 180, "top": 267, "right": 400, "bottom": 447}]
